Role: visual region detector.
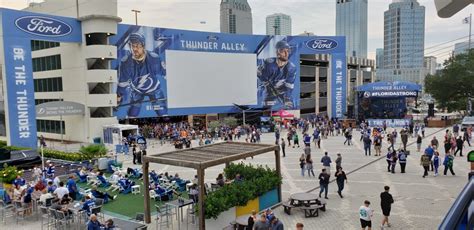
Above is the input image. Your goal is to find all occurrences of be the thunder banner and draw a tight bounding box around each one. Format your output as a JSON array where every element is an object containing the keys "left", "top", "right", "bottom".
[{"left": 110, "top": 25, "right": 347, "bottom": 119}]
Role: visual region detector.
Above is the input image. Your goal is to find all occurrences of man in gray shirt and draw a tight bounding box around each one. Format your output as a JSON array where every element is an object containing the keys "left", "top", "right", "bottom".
[{"left": 253, "top": 213, "right": 269, "bottom": 230}]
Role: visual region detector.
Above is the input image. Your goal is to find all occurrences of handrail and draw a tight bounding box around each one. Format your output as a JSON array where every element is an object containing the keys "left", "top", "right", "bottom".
[{"left": 438, "top": 178, "right": 473, "bottom": 230}]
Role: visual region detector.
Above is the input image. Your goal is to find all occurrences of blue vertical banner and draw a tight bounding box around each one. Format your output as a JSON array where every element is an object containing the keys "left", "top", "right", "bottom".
[
  {"left": 1, "top": 37, "right": 37, "bottom": 148},
  {"left": 331, "top": 53, "right": 347, "bottom": 118},
  {"left": 1, "top": 8, "right": 82, "bottom": 148}
]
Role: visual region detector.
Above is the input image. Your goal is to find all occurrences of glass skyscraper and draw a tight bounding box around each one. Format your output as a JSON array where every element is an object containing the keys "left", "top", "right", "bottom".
[
  {"left": 336, "top": 0, "right": 368, "bottom": 58},
  {"left": 379, "top": 0, "right": 425, "bottom": 84},
  {"left": 266, "top": 13, "right": 292, "bottom": 35},
  {"left": 220, "top": 0, "right": 253, "bottom": 34}
]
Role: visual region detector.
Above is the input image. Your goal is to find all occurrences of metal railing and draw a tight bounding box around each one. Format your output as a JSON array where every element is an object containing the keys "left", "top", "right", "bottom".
[{"left": 438, "top": 178, "right": 473, "bottom": 230}]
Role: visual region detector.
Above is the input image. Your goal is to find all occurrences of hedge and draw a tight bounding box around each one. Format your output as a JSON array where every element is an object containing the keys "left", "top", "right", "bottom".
[
  {"left": 42, "top": 144, "right": 107, "bottom": 162},
  {"left": 204, "top": 163, "right": 282, "bottom": 219},
  {"left": 0, "top": 140, "right": 31, "bottom": 151}
]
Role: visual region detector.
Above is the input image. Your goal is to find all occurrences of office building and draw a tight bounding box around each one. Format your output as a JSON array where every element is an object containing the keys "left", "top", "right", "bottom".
[
  {"left": 336, "top": 0, "right": 368, "bottom": 58},
  {"left": 378, "top": 0, "right": 425, "bottom": 84},
  {"left": 266, "top": 13, "right": 292, "bottom": 35},
  {"left": 220, "top": 0, "right": 253, "bottom": 34},
  {"left": 453, "top": 41, "right": 470, "bottom": 56},
  {"left": 423, "top": 56, "right": 437, "bottom": 76},
  {"left": 376, "top": 48, "right": 384, "bottom": 69}
]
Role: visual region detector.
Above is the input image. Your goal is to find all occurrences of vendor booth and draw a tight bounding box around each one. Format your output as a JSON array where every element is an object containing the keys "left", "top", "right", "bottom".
[
  {"left": 356, "top": 81, "right": 421, "bottom": 127},
  {"left": 102, "top": 124, "right": 140, "bottom": 146}
]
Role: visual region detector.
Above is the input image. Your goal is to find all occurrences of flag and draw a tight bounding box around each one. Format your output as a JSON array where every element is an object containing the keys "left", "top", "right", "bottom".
[{"left": 462, "top": 16, "right": 471, "bottom": 24}]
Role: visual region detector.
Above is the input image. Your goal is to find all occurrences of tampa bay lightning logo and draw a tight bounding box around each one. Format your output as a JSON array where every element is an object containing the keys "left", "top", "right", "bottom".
[
  {"left": 305, "top": 39, "right": 338, "bottom": 51},
  {"left": 15, "top": 16, "right": 72, "bottom": 37},
  {"left": 363, "top": 91, "right": 371, "bottom": 98},
  {"left": 133, "top": 74, "right": 160, "bottom": 93}
]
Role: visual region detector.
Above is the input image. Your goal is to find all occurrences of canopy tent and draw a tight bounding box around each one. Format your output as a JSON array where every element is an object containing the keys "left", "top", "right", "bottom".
[
  {"left": 272, "top": 110, "right": 294, "bottom": 118},
  {"left": 356, "top": 81, "right": 422, "bottom": 96}
]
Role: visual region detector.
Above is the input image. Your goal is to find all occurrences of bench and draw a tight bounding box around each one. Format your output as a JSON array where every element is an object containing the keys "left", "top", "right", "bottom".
[
  {"left": 282, "top": 201, "right": 295, "bottom": 215},
  {"left": 301, "top": 205, "right": 323, "bottom": 218}
]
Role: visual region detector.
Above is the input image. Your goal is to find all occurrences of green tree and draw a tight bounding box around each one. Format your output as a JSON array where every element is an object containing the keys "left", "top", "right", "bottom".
[{"left": 425, "top": 50, "right": 474, "bottom": 112}]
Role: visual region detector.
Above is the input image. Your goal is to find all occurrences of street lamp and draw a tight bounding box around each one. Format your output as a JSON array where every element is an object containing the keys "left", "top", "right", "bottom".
[{"left": 131, "top": 9, "right": 141, "bottom": 25}]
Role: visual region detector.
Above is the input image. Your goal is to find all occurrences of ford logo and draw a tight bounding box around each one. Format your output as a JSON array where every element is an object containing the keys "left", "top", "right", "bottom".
[
  {"left": 15, "top": 16, "right": 72, "bottom": 37},
  {"left": 305, "top": 39, "right": 338, "bottom": 51}
]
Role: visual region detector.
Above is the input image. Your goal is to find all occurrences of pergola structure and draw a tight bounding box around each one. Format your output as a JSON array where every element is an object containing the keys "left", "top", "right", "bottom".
[{"left": 142, "top": 141, "right": 281, "bottom": 230}]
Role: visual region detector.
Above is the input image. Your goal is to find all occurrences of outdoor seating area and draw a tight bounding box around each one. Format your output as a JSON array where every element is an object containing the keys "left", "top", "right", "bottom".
[{"left": 282, "top": 192, "right": 327, "bottom": 218}]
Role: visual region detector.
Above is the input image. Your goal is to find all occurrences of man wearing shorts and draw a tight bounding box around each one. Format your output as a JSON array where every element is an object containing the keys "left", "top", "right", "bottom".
[
  {"left": 359, "top": 200, "right": 373, "bottom": 230},
  {"left": 380, "top": 186, "right": 394, "bottom": 229}
]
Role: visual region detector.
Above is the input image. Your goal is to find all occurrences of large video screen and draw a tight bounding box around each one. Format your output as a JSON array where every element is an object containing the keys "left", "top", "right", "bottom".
[
  {"left": 110, "top": 25, "right": 346, "bottom": 119},
  {"left": 166, "top": 50, "right": 257, "bottom": 108}
]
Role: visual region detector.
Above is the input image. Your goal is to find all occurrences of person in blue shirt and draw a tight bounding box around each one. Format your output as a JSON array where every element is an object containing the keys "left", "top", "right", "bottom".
[
  {"left": 117, "top": 32, "right": 167, "bottom": 117},
  {"left": 45, "top": 161, "right": 55, "bottom": 178},
  {"left": 313, "top": 129, "right": 321, "bottom": 149},
  {"left": 432, "top": 151, "right": 440, "bottom": 176},
  {"left": 46, "top": 180, "right": 57, "bottom": 193},
  {"left": 86, "top": 214, "right": 102, "bottom": 230},
  {"left": 303, "top": 133, "right": 311, "bottom": 147},
  {"left": 321, "top": 152, "right": 332, "bottom": 175},
  {"left": 82, "top": 196, "right": 96, "bottom": 216},
  {"left": 13, "top": 175, "right": 26, "bottom": 187},
  {"left": 424, "top": 145, "right": 435, "bottom": 171},
  {"left": 66, "top": 175, "right": 78, "bottom": 200},
  {"left": 257, "top": 40, "right": 297, "bottom": 109}
]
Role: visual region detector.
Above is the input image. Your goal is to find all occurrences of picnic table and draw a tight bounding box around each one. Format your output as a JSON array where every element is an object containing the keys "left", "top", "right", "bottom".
[
  {"left": 112, "top": 218, "right": 147, "bottom": 230},
  {"left": 283, "top": 193, "right": 327, "bottom": 217},
  {"left": 289, "top": 192, "right": 319, "bottom": 206}
]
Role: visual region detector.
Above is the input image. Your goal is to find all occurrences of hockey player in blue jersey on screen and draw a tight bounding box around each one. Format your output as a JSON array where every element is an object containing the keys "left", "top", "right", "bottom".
[
  {"left": 117, "top": 32, "right": 167, "bottom": 117},
  {"left": 258, "top": 40, "right": 296, "bottom": 109}
]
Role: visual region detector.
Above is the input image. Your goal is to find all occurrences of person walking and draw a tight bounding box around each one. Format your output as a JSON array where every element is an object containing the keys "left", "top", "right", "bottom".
[
  {"left": 293, "top": 133, "right": 300, "bottom": 148},
  {"left": 280, "top": 138, "right": 286, "bottom": 157},
  {"left": 424, "top": 145, "right": 435, "bottom": 171},
  {"left": 287, "top": 132, "right": 292, "bottom": 147},
  {"left": 416, "top": 134, "right": 422, "bottom": 152},
  {"left": 335, "top": 153, "right": 342, "bottom": 169},
  {"left": 401, "top": 129, "right": 409, "bottom": 151},
  {"left": 318, "top": 168, "right": 330, "bottom": 199},
  {"left": 453, "top": 136, "right": 464, "bottom": 157},
  {"left": 363, "top": 135, "right": 372, "bottom": 156},
  {"left": 359, "top": 200, "right": 374, "bottom": 230},
  {"left": 385, "top": 151, "right": 392, "bottom": 172},
  {"left": 335, "top": 167, "right": 347, "bottom": 198},
  {"left": 275, "top": 129, "right": 280, "bottom": 145},
  {"left": 443, "top": 153, "right": 455, "bottom": 176},
  {"left": 374, "top": 135, "right": 382, "bottom": 156},
  {"left": 380, "top": 186, "right": 394, "bottom": 229},
  {"left": 398, "top": 150, "right": 407, "bottom": 173},
  {"left": 420, "top": 152, "right": 431, "bottom": 178},
  {"left": 306, "top": 155, "right": 315, "bottom": 177},
  {"left": 299, "top": 154, "right": 306, "bottom": 177},
  {"left": 433, "top": 151, "right": 441, "bottom": 177},
  {"left": 390, "top": 151, "right": 397, "bottom": 174},
  {"left": 463, "top": 129, "right": 471, "bottom": 147},
  {"left": 321, "top": 152, "right": 332, "bottom": 174},
  {"left": 313, "top": 129, "right": 321, "bottom": 149}
]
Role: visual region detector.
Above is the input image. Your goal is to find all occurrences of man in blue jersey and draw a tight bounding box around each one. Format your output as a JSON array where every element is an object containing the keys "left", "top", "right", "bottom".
[
  {"left": 258, "top": 40, "right": 296, "bottom": 109},
  {"left": 117, "top": 32, "right": 167, "bottom": 117}
]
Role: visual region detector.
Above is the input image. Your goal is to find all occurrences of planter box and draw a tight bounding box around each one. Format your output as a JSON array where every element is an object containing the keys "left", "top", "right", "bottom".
[{"left": 206, "top": 188, "right": 280, "bottom": 228}]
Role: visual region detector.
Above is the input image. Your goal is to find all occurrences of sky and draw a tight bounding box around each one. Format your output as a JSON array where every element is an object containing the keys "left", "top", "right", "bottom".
[{"left": 1, "top": 0, "right": 473, "bottom": 62}]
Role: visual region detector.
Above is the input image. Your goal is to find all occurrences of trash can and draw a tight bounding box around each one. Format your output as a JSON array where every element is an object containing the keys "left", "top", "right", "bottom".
[{"left": 93, "top": 137, "right": 101, "bottom": 144}]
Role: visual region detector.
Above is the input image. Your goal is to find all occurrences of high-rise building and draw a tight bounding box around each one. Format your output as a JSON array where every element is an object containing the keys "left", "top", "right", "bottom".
[
  {"left": 378, "top": 0, "right": 425, "bottom": 84},
  {"left": 376, "top": 48, "right": 384, "bottom": 69},
  {"left": 423, "top": 56, "right": 437, "bottom": 76},
  {"left": 336, "top": 0, "right": 368, "bottom": 58},
  {"left": 266, "top": 13, "right": 292, "bottom": 35},
  {"left": 453, "top": 41, "right": 470, "bottom": 56},
  {"left": 220, "top": 0, "right": 253, "bottom": 34}
]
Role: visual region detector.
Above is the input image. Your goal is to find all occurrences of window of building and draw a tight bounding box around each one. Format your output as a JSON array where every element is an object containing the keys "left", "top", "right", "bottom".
[
  {"left": 32, "top": 55, "right": 61, "bottom": 72},
  {"left": 35, "top": 98, "right": 63, "bottom": 105},
  {"left": 36, "top": 119, "right": 65, "bottom": 134},
  {"left": 31, "top": 40, "right": 60, "bottom": 51},
  {"left": 34, "top": 77, "right": 63, "bottom": 92}
]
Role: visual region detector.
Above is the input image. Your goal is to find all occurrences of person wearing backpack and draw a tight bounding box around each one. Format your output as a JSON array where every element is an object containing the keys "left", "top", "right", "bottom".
[
  {"left": 398, "top": 150, "right": 407, "bottom": 173},
  {"left": 443, "top": 153, "right": 455, "bottom": 176}
]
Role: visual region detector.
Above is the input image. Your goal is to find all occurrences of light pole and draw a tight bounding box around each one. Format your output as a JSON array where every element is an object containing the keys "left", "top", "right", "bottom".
[{"left": 131, "top": 9, "right": 141, "bottom": 25}]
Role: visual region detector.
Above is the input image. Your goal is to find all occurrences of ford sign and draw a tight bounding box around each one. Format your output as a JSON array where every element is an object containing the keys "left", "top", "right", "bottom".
[
  {"left": 15, "top": 16, "right": 72, "bottom": 37},
  {"left": 306, "top": 39, "right": 338, "bottom": 51}
]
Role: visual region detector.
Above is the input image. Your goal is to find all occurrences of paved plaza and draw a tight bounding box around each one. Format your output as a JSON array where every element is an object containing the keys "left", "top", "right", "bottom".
[{"left": 3, "top": 127, "right": 472, "bottom": 230}]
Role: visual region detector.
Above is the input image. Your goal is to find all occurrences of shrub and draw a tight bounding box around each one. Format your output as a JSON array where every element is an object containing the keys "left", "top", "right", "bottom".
[
  {"left": 0, "top": 164, "right": 23, "bottom": 184},
  {"left": 204, "top": 163, "right": 282, "bottom": 219},
  {"left": 79, "top": 144, "right": 107, "bottom": 159},
  {"left": 42, "top": 144, "right": 107, "bottom": 162},
  {"left": 0, "top": 140, "right": 31, "bottom": 151}
]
